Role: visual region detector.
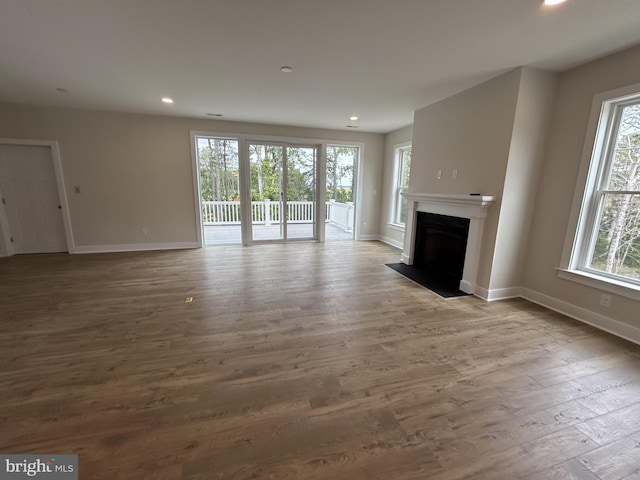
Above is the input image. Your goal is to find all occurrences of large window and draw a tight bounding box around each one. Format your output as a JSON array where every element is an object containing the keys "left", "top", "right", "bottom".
[
  {"left": 563, "top": 88, "right": 640, "bottom": 294},
  {"left": 390, "top": 144, "right": 411, "bottom": 227}
]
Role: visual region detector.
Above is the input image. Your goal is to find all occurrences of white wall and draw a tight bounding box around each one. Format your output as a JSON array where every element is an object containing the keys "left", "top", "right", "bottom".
[
  {"left": 379, "top": 125, "right": 413, "bottom": 249},
  {"left": 392, "top": 49, "right": 640, "bottom": 342},
  {"left": 408, "top": 67, "right": 558, "bottom": 296},
  {"left": 489, "top": 68, "right": 558, "bottom": 292},
  {"left": 523, "top": 44, "right": 640, "bottom": 332},
  {"left": 409, "top": 68, "right": 522, "bottom": 290},
  {"left": 0, "top": 218, "right": 6, "bottom": 256},
  {"left": 0, "top": 103, "right": 384, "bottom": 253}
]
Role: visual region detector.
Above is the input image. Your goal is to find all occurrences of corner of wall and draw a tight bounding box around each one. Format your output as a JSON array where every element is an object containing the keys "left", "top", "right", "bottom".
[
  {"left": 0, "top": 200, "right": 11, "bottom": 257},
  {"left": 378, "top": 124, "right": 413, "bottom": 245},
  {"left": 488, "top": 67, "right": 559, "bottom": 292},
  {"left": 519, "top": 44, "right": 640, "bottom": 337}
]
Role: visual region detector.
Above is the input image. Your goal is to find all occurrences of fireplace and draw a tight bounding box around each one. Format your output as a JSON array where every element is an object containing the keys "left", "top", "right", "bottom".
[
  {"left": 414, "top": 212, "right": 470, "bottom": 289},
  {"left": 401, "top": 193, "right": 494, "bottom": 295}
]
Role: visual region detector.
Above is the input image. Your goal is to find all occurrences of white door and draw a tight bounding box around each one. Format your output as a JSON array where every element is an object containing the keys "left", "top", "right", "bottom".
[{"left": 0, "top": 145, "right": 67, "bottom": 253}]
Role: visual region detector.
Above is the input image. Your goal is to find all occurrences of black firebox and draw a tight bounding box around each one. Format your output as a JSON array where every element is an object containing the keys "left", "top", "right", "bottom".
[{"left": 414, "top": 212, "right": 470, "bottom": 289}]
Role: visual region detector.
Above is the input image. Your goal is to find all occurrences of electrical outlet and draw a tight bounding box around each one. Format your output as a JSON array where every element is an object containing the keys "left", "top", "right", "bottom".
[
  {"left": 452, "top": 169, "right": 459, "bottom": 179},
  {"left": 600, "top": 293, "right": 612, "bottom": 307}
]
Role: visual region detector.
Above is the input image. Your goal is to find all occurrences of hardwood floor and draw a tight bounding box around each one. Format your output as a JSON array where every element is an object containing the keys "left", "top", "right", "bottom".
[{"left": 1, "top": 241, "right": 640, "bottom": 479}]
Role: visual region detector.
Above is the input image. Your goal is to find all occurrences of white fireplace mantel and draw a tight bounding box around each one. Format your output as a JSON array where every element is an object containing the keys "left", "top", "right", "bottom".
[{"left": 401, "top": 192, "right": 495, "bottom": 295}]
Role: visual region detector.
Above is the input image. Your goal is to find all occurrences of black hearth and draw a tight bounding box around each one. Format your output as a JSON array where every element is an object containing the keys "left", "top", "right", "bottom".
[{"left": 414, "top": 212, "right": 470, "bottom": 290}]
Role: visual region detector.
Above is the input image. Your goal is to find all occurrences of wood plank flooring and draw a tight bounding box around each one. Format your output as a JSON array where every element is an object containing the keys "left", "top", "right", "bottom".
[
  {"left": 203, "top": 223, "right": 353, "bottom": 245},
  {"left": 1, "top": 241, "right": 640, "bottom": 479}
]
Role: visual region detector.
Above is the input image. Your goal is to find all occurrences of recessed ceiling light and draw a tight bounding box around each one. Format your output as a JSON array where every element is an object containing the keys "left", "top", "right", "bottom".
[
  {"left": 280, "top": 66, "right": 293, "bottom": 73},
  {"left": 206, "top": 113, "right": 223, "bottom": 117},
  {"left": 542, "top": 0, "right": 567, "bottom": 5},
  {"left": 349, "top": 116, "right": 359, "bottom": 121},
  {"left": 161, "top": 97, "right": 174, "bottom": 104}
]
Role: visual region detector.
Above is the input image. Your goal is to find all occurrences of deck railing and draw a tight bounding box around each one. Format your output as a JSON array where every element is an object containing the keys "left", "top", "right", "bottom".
[
  {"left": 327, "top": 200, "right": 354, "bottom": 233},
  {"left": 202, "top": 201, "right": 242, "bottom": 225},
  {"left": 202, "top": 200, "right": 354, "bottom": 232}
]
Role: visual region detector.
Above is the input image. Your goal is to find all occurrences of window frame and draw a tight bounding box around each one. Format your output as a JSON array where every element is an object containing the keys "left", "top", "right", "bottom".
[
  {"left": 389, "top": 142, "right": 412, "bottom": 229},
  {"left": 559, "top": 82, "right": 640, "bottom": 300}
]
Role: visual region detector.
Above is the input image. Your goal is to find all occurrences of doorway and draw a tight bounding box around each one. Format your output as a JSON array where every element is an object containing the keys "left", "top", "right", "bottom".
[
  {"left": 192, "top": 134, "right": 357, "bottom": 246},
  {"left": 195, "top": 136, "right": 241, "bottom": 245},
  {"left": 325, "top": 145, "right": 359, "bottom": 241},
  {"left": 247, "top": 142, "right": 318, "bottom": 242},
  {"left": 0, "top": 143, "right": 69, "bottom": 255}
]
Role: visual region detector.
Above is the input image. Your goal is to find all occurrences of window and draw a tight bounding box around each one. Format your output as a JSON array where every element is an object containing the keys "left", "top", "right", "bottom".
[
  {"left": 562, "top": 87, "right": 640, "bottom": 295},
  {"left": 390, "top": 144, "right": 412, "bottom": 227}
]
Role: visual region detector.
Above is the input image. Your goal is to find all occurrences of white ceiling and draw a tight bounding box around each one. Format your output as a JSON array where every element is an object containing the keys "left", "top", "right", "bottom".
[{"left": 1, "top": 0, "right": 640, "bottom": 133}]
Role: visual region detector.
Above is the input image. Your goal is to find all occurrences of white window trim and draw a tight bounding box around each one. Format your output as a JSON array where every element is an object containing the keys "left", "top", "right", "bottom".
[
  {"left": 389, "top": 142, "right": 411, "bottom": 229},
  {"left": 559, "top": 81, "right": 640, "bottom": 301}
]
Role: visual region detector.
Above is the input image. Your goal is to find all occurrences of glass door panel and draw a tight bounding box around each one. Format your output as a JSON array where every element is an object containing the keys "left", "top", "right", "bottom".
[
  {"left": 326, "top": 145, "right": 358, "bottom": 240},
  {"left": 286, "top": 146, "right": 317, "bottom": 240},
  {"left": 247, "top": 142, "right": 318, "bottom": 242},
  {"left": 196, "top": 136, "right": 241, "bottom": 245},
  {"left": 248, "top": 143, "right": 284, "bottom": 241}
]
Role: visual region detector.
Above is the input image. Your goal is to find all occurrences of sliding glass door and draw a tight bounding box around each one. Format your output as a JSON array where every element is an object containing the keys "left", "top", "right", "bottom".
[
  {"left": 247, "top": 142, "right": 318, "bottom": 242},
  {"left": 195, "top": 136, "right": 241, "bottom": 245},
  {"left": 325, "top": 145, "right": 359, "bottom": 240},
  {"left": 248, "top": 143, "right": 284, "bottom": 241},
  {"left": 286, "top": 146, "right": 317, "bottom": 239}
]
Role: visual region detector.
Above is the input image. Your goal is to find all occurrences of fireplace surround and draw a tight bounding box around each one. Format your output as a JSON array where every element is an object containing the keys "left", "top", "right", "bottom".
[{"left": 401, "top": 193, "right": 495, "bottom": 295}]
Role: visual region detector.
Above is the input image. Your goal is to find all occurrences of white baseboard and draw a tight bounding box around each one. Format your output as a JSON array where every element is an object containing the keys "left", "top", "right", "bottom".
[
  {"left": 474, "top": 286, "right": 492, "bottom": 300},
  {"left": 475, "top": 286, "right": 523, "bottom": 302},
  {"left": 521, "top": 287, "right": 640, "bottom": 346},
  {"left": 72, "top": 242, "right": 199, "bottom": 254},
  {"left": 467, "top": 285, "right": 640, "bottom": 346},
  {"left": 359, "top": 234, "right": 380, "bottom": 241},
  {"left": 459, "top": 280, "right": 474, "bottom": 295},
  {"left": 378, "top": 235, "right": 403, "bottom": 250}
]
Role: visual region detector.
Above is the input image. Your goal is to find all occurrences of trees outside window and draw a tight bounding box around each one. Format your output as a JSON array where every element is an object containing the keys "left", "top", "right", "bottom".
[
  {"left": 197, "top": 138, "right": 239, "bottom": 201},
  {"left": 248, "top": 144, "right": 283, "bottom": 202},
  {"left": 570, "top": 94, "right": 640, "bottom": 286},
  {"left": 247, "top": 145, "right": 316, "bottom": 202},
  {"left": 391, "top": 144, "right": 411, "bottom": 227},
  {"left": 326, "top": 146, "right": 358, "bottom": 203}
]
